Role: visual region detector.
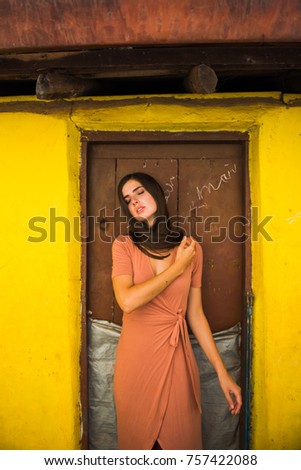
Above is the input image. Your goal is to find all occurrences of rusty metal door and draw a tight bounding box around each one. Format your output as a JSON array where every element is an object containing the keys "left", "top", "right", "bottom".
[{"left": 81, "top": 132, "right": 251, "bottom": 448}]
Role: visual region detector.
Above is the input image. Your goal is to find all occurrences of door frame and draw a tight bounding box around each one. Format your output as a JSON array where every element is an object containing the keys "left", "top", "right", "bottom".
[{"left": 80, "top": 130, "right": 251, "bottom": 449}]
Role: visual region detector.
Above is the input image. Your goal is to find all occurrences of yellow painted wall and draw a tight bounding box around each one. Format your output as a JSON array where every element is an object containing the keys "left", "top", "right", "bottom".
[
  {"left": 0, "top": 112, "right": 81, "bottom": 449},
  {"left": 0, "top": 94, "right": 300, "bottom": 449}
]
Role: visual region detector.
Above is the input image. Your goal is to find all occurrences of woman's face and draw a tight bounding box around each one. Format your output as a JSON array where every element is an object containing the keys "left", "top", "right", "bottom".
[{"left": 121, "top": 179, "right": 157, "bottom": 224}]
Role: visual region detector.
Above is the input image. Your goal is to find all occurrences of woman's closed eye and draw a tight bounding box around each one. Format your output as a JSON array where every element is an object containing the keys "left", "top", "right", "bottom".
[{"left": 124, "top": 190, "right": 144, "bottom": 205}]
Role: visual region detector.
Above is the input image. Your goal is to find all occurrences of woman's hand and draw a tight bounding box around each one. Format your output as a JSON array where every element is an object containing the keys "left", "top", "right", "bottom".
[
  {"left": 175, "top": 236, "right": 196, "bottom": 273},
  {"left": 218, "top": 371, "right": 242, "bottom": 416}
]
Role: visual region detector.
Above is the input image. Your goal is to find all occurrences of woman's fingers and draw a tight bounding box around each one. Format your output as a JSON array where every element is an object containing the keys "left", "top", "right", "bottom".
[
  {"left": 219, "top": 374, "right": 242, "bottom": 416},
  {"left": 177, "top": 236, "right": 186, "bottom": 253},
  {"left": 227, "top": 389, "right": 242, "bottom": 415},
  {"left": 181, "top": 236, "right": 196, "bottom": 249},
  {"left": 226, "top": 392, "right": 236, "bottom": 414},
  {"left": 175, "top": 236, "right": 197, "bottom": 271}
]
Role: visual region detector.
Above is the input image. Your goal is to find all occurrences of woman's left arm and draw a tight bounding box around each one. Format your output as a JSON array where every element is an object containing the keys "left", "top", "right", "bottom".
[{"left": 186, "top": 287, "right": 242, "bottom": 416}]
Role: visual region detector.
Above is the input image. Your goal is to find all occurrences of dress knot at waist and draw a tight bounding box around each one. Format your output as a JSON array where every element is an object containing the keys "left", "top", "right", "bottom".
[
  {"left": 169, "top": 310, "right": 185, "bottom": 348},
  {"left": 168, "top": 309, "right": 202, "bottom": 413}
]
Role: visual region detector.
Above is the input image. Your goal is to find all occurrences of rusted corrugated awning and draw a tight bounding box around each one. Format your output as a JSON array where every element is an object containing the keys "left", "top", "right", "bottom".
[{"left": 1, "top": 0, "right": 301, "bottom": 52}]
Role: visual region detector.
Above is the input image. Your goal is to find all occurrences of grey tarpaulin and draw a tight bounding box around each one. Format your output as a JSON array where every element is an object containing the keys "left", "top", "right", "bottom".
[
  {"left": 191, "top": 322, "right": 242, "bottom": 450},
  {"left": 88, "top": 318, "right": 241, "bottom": 450},
  {"left": 88, "top": 319, "right": 121, "bottom": 450}
]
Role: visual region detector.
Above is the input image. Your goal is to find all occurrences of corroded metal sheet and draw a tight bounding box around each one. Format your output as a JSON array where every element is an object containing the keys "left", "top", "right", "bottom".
[
  {"left": 1, "top": 0, "right": 301, "bottom": 51},
  {"left": 179, "top": 156, "right": 245, "bottom": 332}
]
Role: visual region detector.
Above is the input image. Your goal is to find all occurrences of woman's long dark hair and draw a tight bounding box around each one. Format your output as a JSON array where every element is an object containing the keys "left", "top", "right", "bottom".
[{"left": 118, "top": 172, "right": 184, "bottom": 259}]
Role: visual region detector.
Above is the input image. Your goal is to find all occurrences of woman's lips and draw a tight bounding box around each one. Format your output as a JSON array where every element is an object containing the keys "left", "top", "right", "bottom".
[{"left": 136, "top": 206, "right": 145, "bottom": 215}]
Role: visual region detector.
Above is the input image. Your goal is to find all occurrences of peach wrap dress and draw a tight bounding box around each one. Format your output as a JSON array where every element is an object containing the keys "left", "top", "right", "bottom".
[{"left": 112, "top": 235, "right": 203, "bottom": 450}]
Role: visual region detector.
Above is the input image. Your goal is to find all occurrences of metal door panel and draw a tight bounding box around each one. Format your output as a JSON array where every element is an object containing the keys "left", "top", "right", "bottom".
[
  {"left": 179, "top": 158, "right": 244, "bottom": 332},
  {"left": 87, "top": 157, "right": 115, "bottom": 322},
  {"left": 90, "top": 141, "right": 243, "bottom": 160}
]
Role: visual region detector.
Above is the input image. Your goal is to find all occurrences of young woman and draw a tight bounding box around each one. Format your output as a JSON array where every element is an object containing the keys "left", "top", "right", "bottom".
[{"left": 111, "top": 172, "right": 242, "bottom": 450}]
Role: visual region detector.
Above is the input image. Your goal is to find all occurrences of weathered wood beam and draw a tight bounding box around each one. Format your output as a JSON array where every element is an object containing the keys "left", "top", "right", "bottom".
[
  {"left": 184, "top": 64, "right": 218, "bottom": 93},
  {"left": 1, "top": 45, "right": 301, "bottom": 81},
  {"left": 36, "top": 72, "right": 100, "bottom": 99}
]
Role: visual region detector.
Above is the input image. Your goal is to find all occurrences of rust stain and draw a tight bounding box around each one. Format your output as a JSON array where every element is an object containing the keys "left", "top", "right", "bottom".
[{"left": 1, "top": 0, "right": 301, "bottom": 52}]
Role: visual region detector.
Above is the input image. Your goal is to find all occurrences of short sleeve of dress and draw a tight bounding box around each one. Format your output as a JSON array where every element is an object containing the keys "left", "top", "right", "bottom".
[
  {"left": 112, "top": 236, "right": 133, "bottom": 278},
  {"left": 191, "top": 242, "right": 203, "bottom": 288}
]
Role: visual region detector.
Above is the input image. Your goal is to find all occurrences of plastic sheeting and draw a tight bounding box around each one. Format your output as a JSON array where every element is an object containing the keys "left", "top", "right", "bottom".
[
  {"left": 88, "top": 319, "right": 241, "bottom": 450},
  {"left": 88, "top": 320, "right": 121, "bottom": 450},
  {"left": 191, "top": 323, "right": 241, "bottom": 450}
]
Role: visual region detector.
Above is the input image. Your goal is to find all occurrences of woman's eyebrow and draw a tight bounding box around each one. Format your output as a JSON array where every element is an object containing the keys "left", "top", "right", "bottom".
[{"left": 123, "top": 185, "right": 143, "bottom": 199}]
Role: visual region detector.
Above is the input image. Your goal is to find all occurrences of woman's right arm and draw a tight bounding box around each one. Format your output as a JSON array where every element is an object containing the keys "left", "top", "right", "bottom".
[{"left": 113, "top": 237, "right": 195, "bottom": 313}]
